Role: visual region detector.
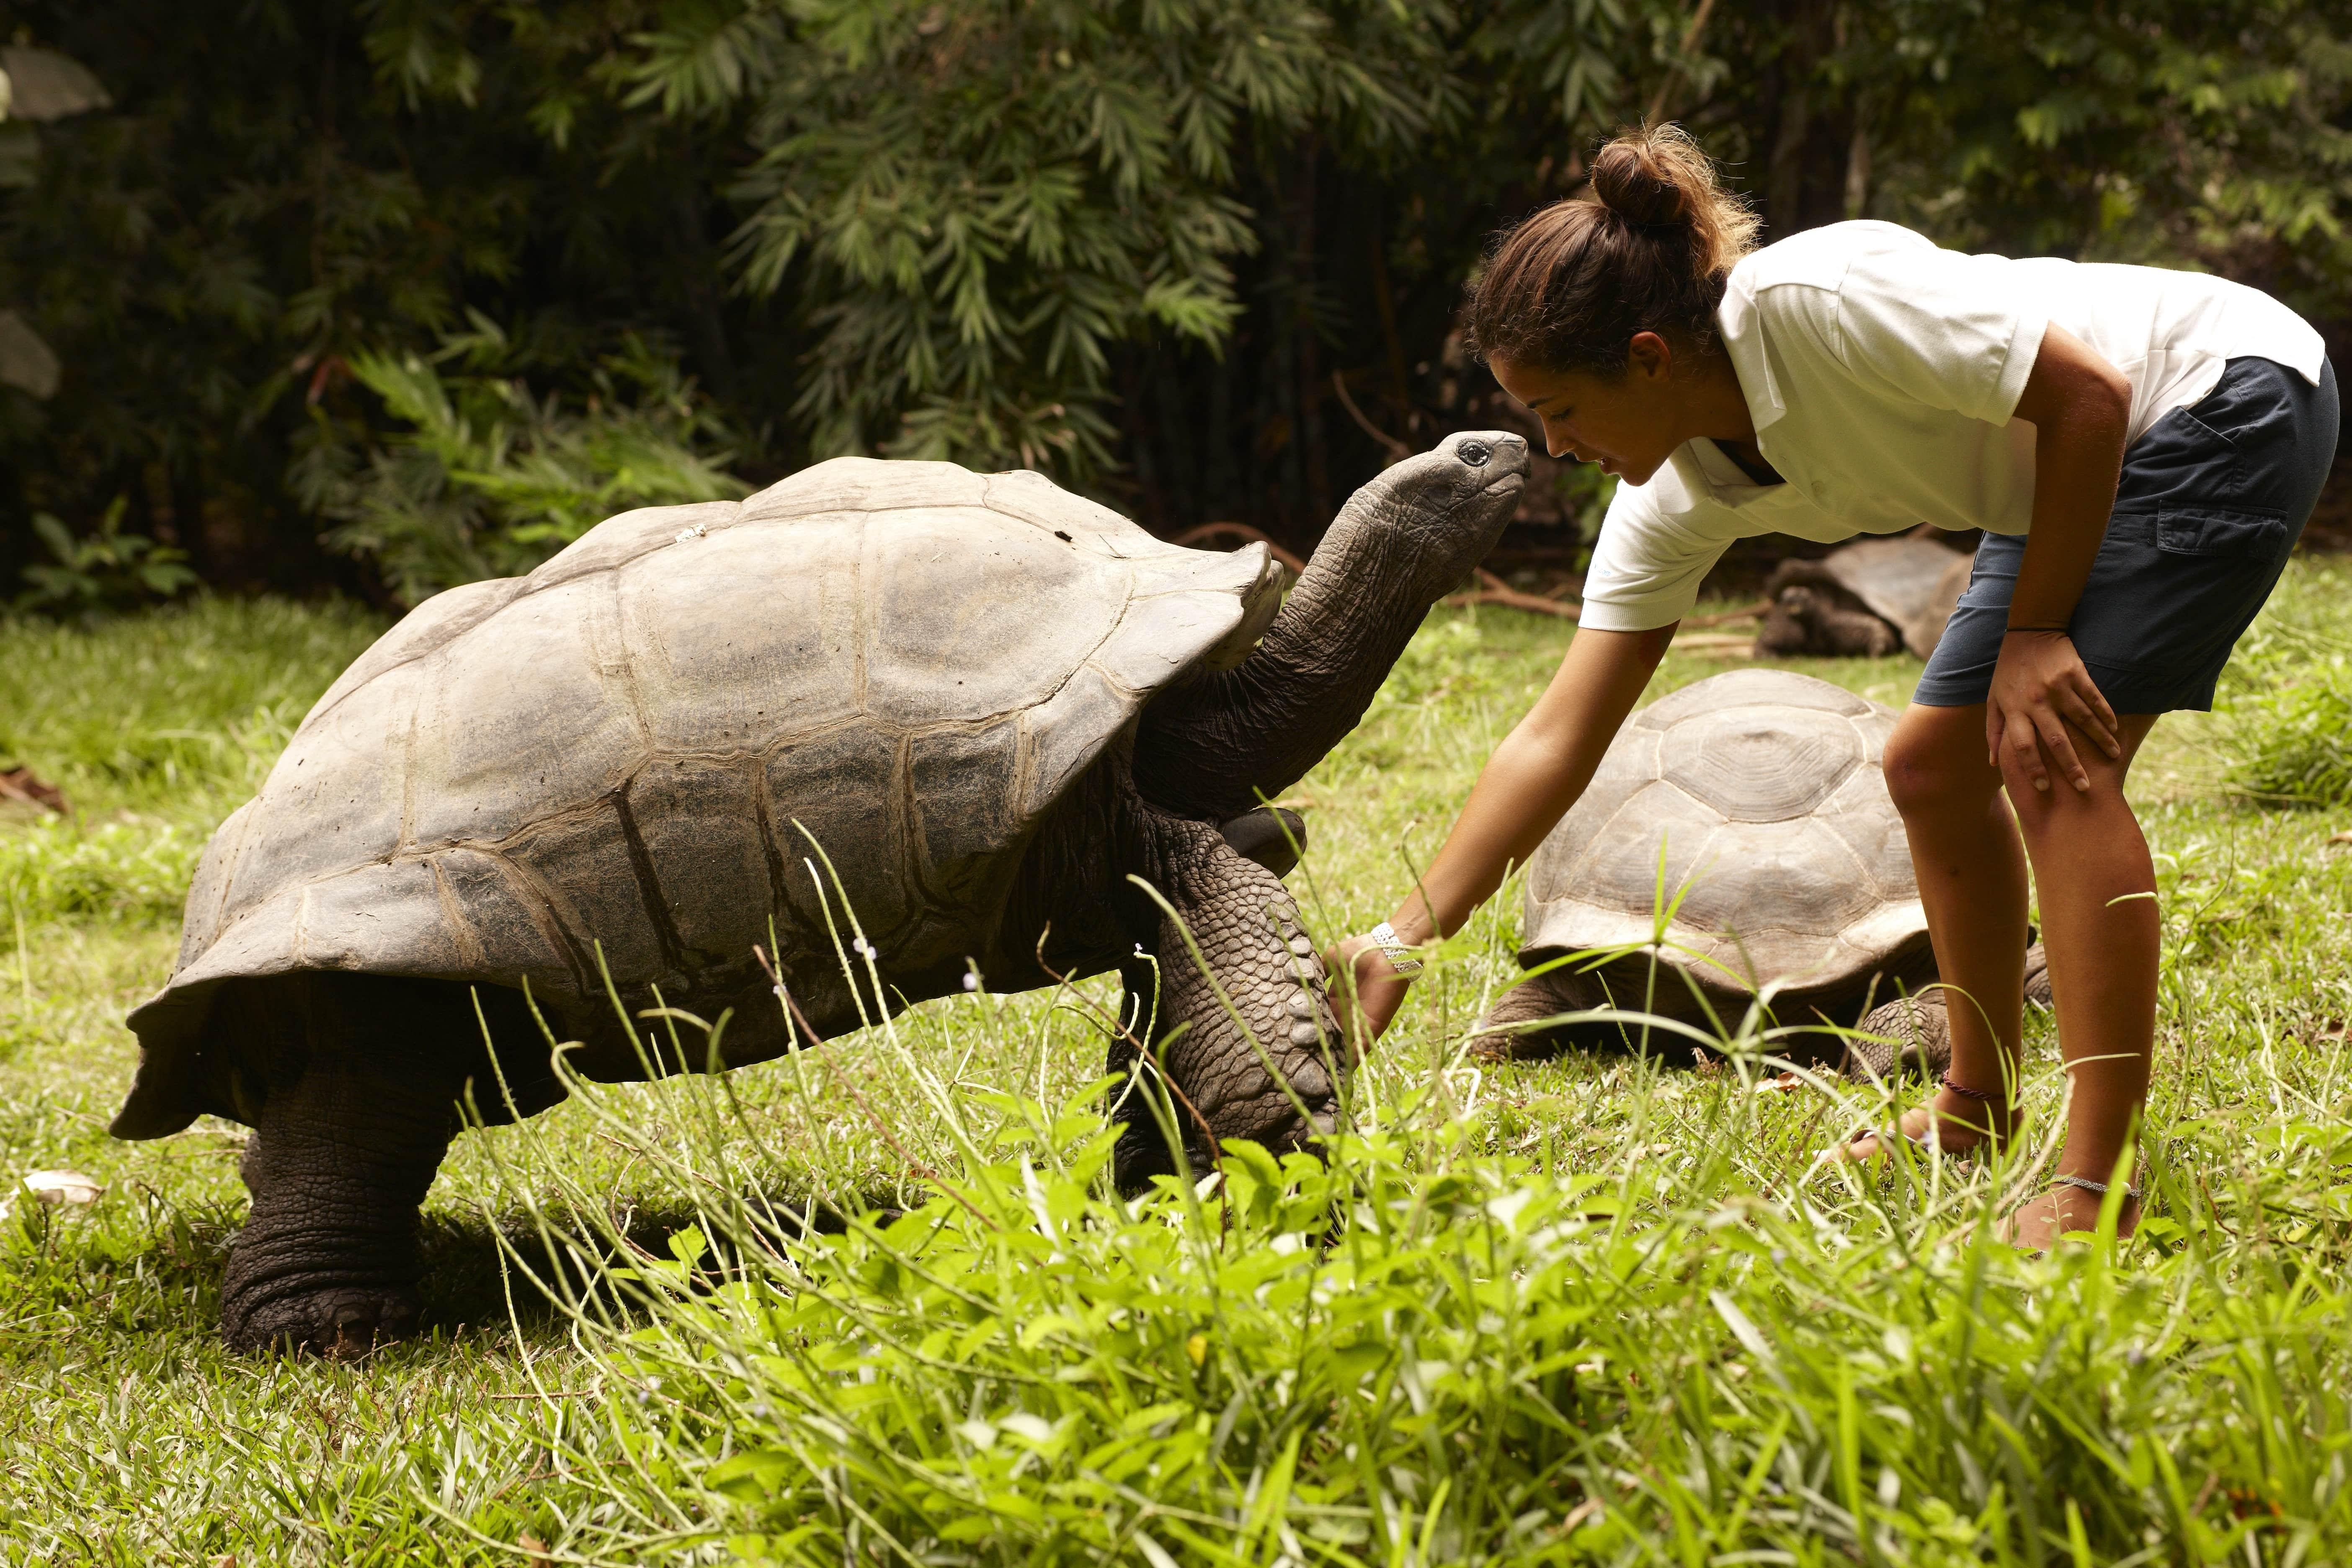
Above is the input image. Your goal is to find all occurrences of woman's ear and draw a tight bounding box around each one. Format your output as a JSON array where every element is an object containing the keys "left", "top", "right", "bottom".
[{"left": 1625, "top": 330, "right": 1676, "bottom": 382}]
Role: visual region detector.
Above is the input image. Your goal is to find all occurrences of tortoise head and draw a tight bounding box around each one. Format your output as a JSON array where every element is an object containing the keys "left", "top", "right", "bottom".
[{"left": 1331, "top": 431, "right": 1530, "bottom": 600}]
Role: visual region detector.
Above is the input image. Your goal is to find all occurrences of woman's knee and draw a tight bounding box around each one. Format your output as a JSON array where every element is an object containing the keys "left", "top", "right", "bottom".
[{"left": 1881, "top": 717, "right": 1997, "bottom": 818}]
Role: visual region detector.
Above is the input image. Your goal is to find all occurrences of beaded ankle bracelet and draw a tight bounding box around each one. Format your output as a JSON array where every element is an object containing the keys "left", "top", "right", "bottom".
[{"left": 2051, "top": 1172, "right": 2143, "bottom": 1202}]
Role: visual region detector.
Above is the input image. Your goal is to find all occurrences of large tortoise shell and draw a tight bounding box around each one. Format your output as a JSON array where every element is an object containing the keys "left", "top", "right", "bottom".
[
  {"left": 116, "top": 457, "right": 1282, "bottom": 1136},
  {"left": 1520, "top": 668, "right": 1926, "bottom": 1005}
]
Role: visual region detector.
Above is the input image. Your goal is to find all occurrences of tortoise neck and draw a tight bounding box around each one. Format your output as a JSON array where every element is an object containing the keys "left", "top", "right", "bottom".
[{"left": 1132, "top": 478, "right": 1510, "bottom": 820}]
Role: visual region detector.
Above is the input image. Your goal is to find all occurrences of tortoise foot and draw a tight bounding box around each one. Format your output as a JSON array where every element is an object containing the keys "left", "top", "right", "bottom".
[
  {"left": 223, "top": 1278, "right": 421, "bottom": 1358},
  {"left": 1847, "top": 993, "right": 1953, "bottom": 1081},
  {"left": 1114, "top": 812, "right": 1349, "bottom": 1194},
  {"left": 1108, "top": 1037, "right": 1339, "bottom": 1192},
  {"left": 1469, "top": 974, "right": 1586, "bottom": 1063},
  {"left": 207, "top": 973, "right": 468, "bottom": 1357}
]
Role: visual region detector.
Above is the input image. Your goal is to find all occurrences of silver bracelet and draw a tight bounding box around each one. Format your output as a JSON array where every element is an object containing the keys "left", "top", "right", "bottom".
[{"left": 1369, "top": 921, "right": 1423, "bottom": 977}]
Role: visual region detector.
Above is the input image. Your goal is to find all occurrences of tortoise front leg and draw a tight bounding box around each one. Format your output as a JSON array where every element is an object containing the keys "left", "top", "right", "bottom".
[
  {"left": 218, "top": 974, "right": 473, "bottom": 1356},
  {"left": 1111, "top": 811, "right": 1346, "bottom": 1190}
]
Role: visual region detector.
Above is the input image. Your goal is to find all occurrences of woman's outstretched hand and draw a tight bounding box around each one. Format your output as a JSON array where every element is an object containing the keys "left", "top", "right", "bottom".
[
  {"left": 1986, "top": 628, "right": 2119, "bottom": 793},
  {"left": 1324, "top": 934, "right": 1413, "bottom": 1043}
]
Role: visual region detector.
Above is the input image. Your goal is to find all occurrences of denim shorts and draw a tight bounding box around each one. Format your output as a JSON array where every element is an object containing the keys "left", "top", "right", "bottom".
[{"left": 1914, "top": 356, "right": 2340, "bottom": 713}]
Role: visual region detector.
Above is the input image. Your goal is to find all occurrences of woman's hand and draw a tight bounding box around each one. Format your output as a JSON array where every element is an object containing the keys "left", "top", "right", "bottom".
[
  {"left": 1986, "top": 627, "right": 2119, "bottom": 793},
  {"left": 1323, "top": 624, "right": 1674, "bottom": 1050},
  {"left": 1324, "top": 934, "right": 1415, "bottom": 1042},
  {"left": 1991, "top": 322, "right": 2133, "bottom": 793}
]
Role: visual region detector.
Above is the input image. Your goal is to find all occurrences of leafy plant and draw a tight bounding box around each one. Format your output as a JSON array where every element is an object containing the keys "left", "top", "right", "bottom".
[
  {"left": 11, "top": 498, "right": 196, "bottom": 617},
  {"left": 9, "top": 0, "right": 2345, "bottom": 589},
  {"left": 301, "top": 315, "right": 749, "bottom": 605}
]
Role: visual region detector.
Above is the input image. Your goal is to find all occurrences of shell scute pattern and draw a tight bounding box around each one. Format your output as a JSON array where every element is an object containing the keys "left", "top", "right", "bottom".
[
  {"left": 863, "top": 511, "right": 1119, "bottom": 726},
  {"left": 120, "top": 457, "right": 1282, "bottom": 1137},
  {"left": 616, "top": 521, "right": 866, "bottom": 753},
  {"left": 1658, "top": 706, "right": 1863, "bottom": 823},
  {"left": 1522, "top": 669, "right": 1922, "bottom": 1000}
]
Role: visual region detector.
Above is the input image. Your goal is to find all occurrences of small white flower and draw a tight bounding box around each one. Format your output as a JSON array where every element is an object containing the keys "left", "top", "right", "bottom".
[
  {"left": 962, "top": 971, "right": 981, "bottom": 992},
  {"left": 852, "top": 936, "right": 875, "bottom": 959}
]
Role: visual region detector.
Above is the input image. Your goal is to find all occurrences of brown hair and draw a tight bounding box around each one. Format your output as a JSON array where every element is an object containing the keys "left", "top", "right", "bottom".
[{"left": 1470, "top": 124, "right": 1759, "bottom": 377}]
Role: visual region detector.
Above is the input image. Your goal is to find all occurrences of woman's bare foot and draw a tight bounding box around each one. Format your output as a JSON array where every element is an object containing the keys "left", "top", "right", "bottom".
[
  {"left": 1999, "top": 1180, "right": 2139, "bottom": 1249},
  {"left": 1836, "top": 1081, "right": 2021, "bottom": 1162}
]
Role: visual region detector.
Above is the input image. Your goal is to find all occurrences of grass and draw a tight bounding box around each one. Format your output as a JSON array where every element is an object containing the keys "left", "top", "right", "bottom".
[{"left": 1, "top": 564, "right": 2350, "bottom": 1563}]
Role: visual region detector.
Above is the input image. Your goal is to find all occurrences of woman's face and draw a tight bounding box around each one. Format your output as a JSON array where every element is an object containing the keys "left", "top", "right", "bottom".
[{"left": 1490, "top": 335, "right": 1686, "bottom": 486}]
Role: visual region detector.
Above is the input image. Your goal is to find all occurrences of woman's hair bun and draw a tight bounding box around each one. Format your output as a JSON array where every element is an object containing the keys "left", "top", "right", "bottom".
[
  {"left": 1587, "top": 123, "right": 1759, "bottom": 273},
  {"left": 1465, "top": 122, "right": 1757, "bottom": 377},
  {"left": 1590, "top": 134, "right": 1690, "bottom": 229}
]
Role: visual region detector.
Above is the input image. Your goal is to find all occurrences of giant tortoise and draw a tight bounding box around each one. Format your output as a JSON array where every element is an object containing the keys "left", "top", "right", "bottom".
[
  {"left": 1475, "top": 668, "right": 2045, "bottom": 1068},
  {"left": 119, "top": 433, "right": 1529, "bottom": 1353},
  {"left": 1753, "top": 534, "right": 1975, "bottom": 659}
]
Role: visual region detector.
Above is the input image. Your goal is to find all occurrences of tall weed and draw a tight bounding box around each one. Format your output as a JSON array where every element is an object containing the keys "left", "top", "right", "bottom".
[{"left": 2218, "top": 657, "right": 2352, "bottom": 807}]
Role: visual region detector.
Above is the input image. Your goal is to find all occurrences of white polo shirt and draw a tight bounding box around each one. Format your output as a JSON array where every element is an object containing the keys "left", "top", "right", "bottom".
[{"left": 1577, "top": 220, "right": 2328, "bottom": 632}]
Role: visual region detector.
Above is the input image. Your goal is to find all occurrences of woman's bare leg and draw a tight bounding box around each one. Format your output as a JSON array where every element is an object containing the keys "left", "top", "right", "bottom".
[
  {"left": 1844, "top": 702, "right": 2160, "bottom": 1245},
  {"left": 2000, "top": 708, "right": 2161, "bottom": 1244},
  {"left": 1846, "top": 703, "right": 2030, "bottom": 1155}
]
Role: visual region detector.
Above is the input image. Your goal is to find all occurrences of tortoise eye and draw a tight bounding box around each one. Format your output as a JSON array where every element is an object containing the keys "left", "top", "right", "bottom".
[{"left": 1458, "top": 440, "right": 1492, "bottom": 467}]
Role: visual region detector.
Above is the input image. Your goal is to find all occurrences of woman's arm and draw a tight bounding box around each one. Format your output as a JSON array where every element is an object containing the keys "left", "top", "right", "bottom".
[
  {"left": 1329, "top": 621, "right": 1676, "bottom": 1039},
  {"left": 1991, "top": 322, "right": 2133, "bottom": 792}
]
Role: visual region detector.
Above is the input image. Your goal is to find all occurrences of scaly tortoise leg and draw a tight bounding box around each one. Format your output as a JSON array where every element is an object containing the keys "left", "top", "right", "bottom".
[
  {"left": 219, "top": 973, "right": 477, "bottom": 1357},
  {"left": 1111, "top": 811, "right": 1345, "bottom": 1191}
]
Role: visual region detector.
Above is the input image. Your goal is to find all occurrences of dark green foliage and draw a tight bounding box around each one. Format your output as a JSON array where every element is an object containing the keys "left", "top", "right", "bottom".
[
  {"left": 1676, "top": 0, "right": 2352, "bottom": 326},
  {"left": 0, "top": 0, "right": 2345, "bottom": 599},
  {"left": 717, "top": 0, "right": 1453, "bottom": 478},
  {"left": 14, "top": 498, "right": 195, "bottom": 616},
  {"left": 297, "top": 315, "right": 747, "bottom": 605},
  {"left": 0, "top": 0, "right": 781, "bottom": 597}
]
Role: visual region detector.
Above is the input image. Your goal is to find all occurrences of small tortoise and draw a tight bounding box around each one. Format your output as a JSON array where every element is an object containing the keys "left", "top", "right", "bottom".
[
  {"left": 1476, "top": 668, "right": 2044, "bottom": 1069},
  {"left": 118, "top": 434, "right": 1529, "bottom": 1354},
  {"left": 1754, "top": 534, "right": 1975, "bottom": 660}
]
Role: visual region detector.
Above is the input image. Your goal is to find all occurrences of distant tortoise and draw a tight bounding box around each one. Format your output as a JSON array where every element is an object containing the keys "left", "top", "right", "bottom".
[
  {"left": 1475, "top": 668, "right": 2045, "bottom": 1070},
  {"left": 1754, "top": 535, "right": 1975, "bottom": 660},
  {"left": 118, "top": 434, "right": 1529, "bottom": 1354}
]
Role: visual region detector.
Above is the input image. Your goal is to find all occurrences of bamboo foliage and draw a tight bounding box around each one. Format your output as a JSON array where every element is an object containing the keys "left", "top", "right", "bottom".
[
  {"left": 0, "top": 0, "right": 2344, "bottom": 598},
  {"left": 681, "top": 0, "right": 1460, "bottom": 476}
]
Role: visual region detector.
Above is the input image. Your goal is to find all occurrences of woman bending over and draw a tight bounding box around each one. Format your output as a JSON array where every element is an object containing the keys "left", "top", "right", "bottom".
[{"left": 1336, "top": 125, "right": 2334, "bottom": 1247}]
